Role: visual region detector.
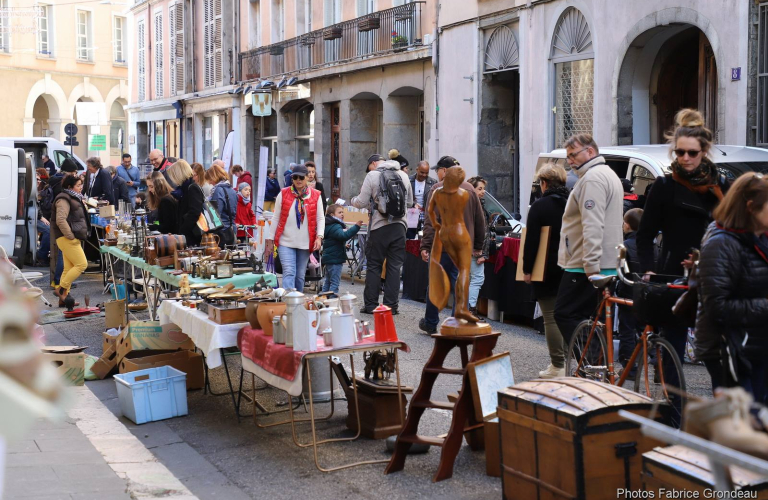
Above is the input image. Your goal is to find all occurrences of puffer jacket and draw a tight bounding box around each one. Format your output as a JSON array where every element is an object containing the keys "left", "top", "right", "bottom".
[
  {"left": 322, "top": 215, "right": 361, "bottom": 265},
  {"left": 695, "top": 223, "right": 768, "bottom": 361}
]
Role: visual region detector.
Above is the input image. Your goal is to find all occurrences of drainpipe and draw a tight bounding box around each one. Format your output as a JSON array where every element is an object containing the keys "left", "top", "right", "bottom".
[{"left": 433, "top": 0, "right": 440, "bottom": 161}]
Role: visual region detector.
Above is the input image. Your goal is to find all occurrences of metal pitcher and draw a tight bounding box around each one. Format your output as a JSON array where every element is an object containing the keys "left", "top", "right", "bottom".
[
  {"left": 338, "top": 292, "right": 357, "bottom": 315},
  {"left": 273, "top": 315, "right": 286, "bottom": 344},
  {"left": 283, "top": 289, "right": 306, "bottom": 349}
]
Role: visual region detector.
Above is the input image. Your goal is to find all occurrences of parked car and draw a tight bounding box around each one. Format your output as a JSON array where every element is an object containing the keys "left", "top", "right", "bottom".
[
  {"left": 531, "top": 145, "right": 768, "bottom": 205},
  {"left": 0, "top": 138, "right": 87, "bottom": 268}
]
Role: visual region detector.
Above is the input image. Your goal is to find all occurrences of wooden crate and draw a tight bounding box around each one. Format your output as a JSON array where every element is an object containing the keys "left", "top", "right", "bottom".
[
  {"left": 498, "top": 378, "right": 669, "bottom": 500},
  {"left": 643, "top": 445, "right": 768, "bottom": 498},
  {"left": 207, "top": 304, "right": 247, "bottom": 325}
]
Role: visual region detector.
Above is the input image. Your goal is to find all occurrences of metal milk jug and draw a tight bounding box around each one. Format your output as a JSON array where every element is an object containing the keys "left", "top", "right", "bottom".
[
  {"left": 283, "top": 289, "right": 306, "bottom": 349},
  {"left": 338, "top": 292, "right": 357, "bottom": 315}
]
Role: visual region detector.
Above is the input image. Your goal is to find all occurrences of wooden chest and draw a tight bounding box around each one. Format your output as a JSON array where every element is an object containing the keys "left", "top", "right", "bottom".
[
  {"left": 643, "top": 445, "right": 768, "bottom": 498},
  {"left": 207, "top": 303, "right": 247, "bottom": 325},
  {"left": 498, "top": 378, "right": 668, "bottom": 500}
]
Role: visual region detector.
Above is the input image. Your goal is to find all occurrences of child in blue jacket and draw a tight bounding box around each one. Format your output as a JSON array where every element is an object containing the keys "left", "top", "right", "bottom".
[{"left": 322, "top": 204, "right": 362, "bottom": 293}]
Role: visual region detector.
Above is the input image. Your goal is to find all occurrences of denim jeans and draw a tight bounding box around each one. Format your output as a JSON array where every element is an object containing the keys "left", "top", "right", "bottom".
[
  {"left": 278, "top": 246, "right": 311, "bottom": 291},
  {"left": 468, "top": 258, "right": 485, "bottom": 308},
  {"left": 322, "top": 263, "right": 343, "bottom": 294},
  {"left": 424, "top": 253, "right": 459, "bottom": 328},
  {"left": 36, "top": 220, "right": 50, "bottom": 265}
]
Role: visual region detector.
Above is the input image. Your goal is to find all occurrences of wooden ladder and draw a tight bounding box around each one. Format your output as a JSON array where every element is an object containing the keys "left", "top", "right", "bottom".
[{"left": 385, "top": 332, "right": 499, "bottom": 482}]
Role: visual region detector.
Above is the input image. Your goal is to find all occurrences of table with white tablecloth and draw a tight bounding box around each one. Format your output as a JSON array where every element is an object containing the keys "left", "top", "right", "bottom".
[{"left": 158, "top": 299, "right": 247, "bottom": 369}]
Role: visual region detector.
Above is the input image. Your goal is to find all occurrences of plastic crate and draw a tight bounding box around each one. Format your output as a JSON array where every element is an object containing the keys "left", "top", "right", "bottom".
[{"left": 114, "top": 366, "right": 188, "bottom": 424}]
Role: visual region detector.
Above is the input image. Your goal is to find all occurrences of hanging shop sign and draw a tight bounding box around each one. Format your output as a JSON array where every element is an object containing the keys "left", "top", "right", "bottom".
[{"left": 252, "top": 92, "right": 273, "bottom": 117}]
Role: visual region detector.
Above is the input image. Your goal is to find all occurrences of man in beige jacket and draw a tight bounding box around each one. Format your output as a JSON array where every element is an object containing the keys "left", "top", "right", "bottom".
[{"left": 554, "top": 134, "right": 624, "bottom": 346}]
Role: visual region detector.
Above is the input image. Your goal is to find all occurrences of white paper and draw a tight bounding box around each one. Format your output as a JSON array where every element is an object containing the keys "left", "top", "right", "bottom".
[
  {"left": 335, "top": 198, "right": 346, "bottom": 206},
  {"left": 406, "top": 207, "right": 420, "bottom": 228}
]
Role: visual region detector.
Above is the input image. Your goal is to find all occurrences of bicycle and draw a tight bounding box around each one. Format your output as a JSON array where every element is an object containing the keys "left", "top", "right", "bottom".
[{"left": 564, "top": 244, "right": 687, "bottom": 424}]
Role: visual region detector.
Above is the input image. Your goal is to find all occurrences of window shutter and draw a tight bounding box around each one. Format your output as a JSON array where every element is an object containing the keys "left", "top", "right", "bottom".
[
  {"left": 174, "top": 4, "right": 184, "bottom": 94},
  {"left": 203, "top": 0, "right": 212, "bottom": 87},
  {"left": 138, "top": 20, "right": 146, "bottom": 101},
  {"left": 154, "top": 11, "right": 163, "bottom": 98},
  {"left": 169, "top": 5, "right": 176, "bottom": 94},
  {"left": 214, "top": 0, "right": 222, "bottom": 85}
]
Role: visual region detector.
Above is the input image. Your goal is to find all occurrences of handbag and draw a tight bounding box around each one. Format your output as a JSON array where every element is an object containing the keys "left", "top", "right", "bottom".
[
  {"left": 197, "top": 200, "right": 224, "bottom": 233},
  {"left": 672, "top": 260, "right": 699, "bottom": 328}
]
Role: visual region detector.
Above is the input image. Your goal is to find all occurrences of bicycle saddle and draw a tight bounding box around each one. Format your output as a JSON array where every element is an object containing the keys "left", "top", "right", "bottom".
[{"left": 588, "top": 274, "right": 615, "bottom": 289}]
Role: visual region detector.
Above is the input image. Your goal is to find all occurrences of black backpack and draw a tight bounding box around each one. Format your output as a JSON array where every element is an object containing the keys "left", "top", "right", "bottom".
[
  {"left": 375, "top": 169, "right": 407, "bottom": 219},
  {"left": 40, "top": 185, "right": 54, "bottom": 217}
]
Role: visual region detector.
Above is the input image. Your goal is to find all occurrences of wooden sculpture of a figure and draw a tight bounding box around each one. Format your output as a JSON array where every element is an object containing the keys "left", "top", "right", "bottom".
[{"left": 427, "top": 167, "right": 491, "bottom": 335}]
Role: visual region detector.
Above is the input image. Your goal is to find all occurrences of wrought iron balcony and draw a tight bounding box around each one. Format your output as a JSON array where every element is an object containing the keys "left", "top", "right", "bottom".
[{"left": 239, "top": 1, "right": 425, "bottom": 82}]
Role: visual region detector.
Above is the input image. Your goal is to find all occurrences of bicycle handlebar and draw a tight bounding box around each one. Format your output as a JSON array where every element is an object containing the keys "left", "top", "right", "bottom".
[{"left": 616, "top": 244, "right": 635, "bottom": 287}]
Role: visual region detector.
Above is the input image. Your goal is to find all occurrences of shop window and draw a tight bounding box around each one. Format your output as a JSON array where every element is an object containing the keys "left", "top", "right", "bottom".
[{"left": 296, "top": 105, "right": 314, "bottom": 164}]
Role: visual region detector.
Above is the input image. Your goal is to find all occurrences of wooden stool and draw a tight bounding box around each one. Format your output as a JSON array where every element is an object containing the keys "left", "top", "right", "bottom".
[{"left": 385, "top": 332, "right": 499, "bottom": 482}]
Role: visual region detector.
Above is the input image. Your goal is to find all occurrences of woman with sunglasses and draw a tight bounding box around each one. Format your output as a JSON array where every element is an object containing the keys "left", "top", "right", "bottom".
[
  {"left": 264, "top": 164, "right": 325, "bottom": 291},
  {"left": 636, "top": 109, "right": 728, "bottom": 383},
  {"left": 696, "top": 172, "right": 768, "bottom": 401}
]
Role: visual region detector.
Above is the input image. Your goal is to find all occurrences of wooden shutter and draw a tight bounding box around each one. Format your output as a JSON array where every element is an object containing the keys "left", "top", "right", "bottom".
[
  {"left": 169, "top": 3, "right": 184, "bottom": 95},
  {"left": 169, "top": 5, "right": 176, "bottom": 93},
  {"left": 203, "top": 0, "right": 212, "bottom": 87},
  {"left": 138, "top": 19, "right": 146, "bottom": 101},
  {"left": 214, "top": 0, "right": 222, "bottom": 85},
  {"left": 154, "top": 11, "right": 163, "bottom": 98}
]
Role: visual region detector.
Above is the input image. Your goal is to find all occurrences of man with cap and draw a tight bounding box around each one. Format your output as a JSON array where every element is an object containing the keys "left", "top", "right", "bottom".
[
  {"left": 418, "top": 156, "right": 486, "bottom": 334},
  {"left": 366, "top": 153, "right": 385, "bottom": 173},
  {"left": 351, "top": 158, "right": 414, "bottom": 314}
]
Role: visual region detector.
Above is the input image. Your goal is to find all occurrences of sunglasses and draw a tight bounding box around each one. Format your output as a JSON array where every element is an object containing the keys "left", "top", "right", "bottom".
[
  {"left": 292, "top": 175, "right": 305, "bottom": 181},
  {"left": 673, "top": 149, "right": 701, "bottom": 158}
]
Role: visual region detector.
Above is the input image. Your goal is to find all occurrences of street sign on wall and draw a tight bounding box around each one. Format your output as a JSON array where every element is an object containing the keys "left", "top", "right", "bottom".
[{"left": 88, "top": 134, "right": 106, "bottom": 151}]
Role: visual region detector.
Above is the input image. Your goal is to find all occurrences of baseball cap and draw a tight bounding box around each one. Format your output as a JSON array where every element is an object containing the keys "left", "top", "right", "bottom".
[
  {"left": 292, "top": 164, "right": 309, "bottom": 177},
  {"left": 367, "top": 154, "right": 385, "bottom": 164},
  {"left": 434, "top": 155, "right": 459, "bottom": 170}
]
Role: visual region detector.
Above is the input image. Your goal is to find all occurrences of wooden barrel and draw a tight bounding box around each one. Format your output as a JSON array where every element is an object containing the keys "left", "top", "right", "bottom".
[{"left": 154, "top": 235, "right": 187, "bottom": 257}]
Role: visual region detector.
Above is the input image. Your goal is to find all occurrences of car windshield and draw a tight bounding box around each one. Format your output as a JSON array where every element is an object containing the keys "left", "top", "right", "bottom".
[
  {"left": 714, "top": 162, "right": 768, "bottom": 181},
  {"left": 483, "top": 192, "right": 515, "bottom": 222}
]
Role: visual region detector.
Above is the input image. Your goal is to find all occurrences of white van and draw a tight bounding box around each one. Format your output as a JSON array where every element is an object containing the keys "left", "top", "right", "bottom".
[
  {"left": 0, "top": 138, "right": 86, "bottom": 268},
  {"left": 532, "top": 144, "right": 768, "bottom": 205}
]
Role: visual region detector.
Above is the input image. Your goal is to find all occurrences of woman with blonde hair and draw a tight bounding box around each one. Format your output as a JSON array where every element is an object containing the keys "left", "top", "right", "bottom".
[
  {"left": 523, "top": 162, "right": 570, "bottom": 378},
  {"left": 636, "top": 108, "right": 729, "bottom": 383},
  {"left": 167, "top": 160, "right": 204, "bottom": 246},
  {"left": 206, "top": 164, "right": 237, "bottom": 246},
  {"left": 191, "top": 162, "right": 214, "bottom": 199},
  {"left": 697, "top": 172, "right": 768, "bottom": 400},
  {"left": 147, "top": 172, "right": 178, "bottom": 234}
]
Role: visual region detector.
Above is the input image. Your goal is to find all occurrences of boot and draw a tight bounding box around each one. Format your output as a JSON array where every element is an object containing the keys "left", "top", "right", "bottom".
[
  {"left": 684, "top": 387, "right": 768, "bottom": 460},
  {"left": 56, "top": 287, "right": 79, "bottom": 308}
]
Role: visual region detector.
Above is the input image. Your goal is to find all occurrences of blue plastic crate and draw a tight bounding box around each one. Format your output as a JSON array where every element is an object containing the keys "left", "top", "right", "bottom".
[{"left": 114, "top": 366, "right": 188, "bottom": 424}]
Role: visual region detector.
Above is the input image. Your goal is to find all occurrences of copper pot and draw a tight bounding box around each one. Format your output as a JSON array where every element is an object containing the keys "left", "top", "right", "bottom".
[
  {"left": 245, "top": 297, "right": 273, "bottom": 329},
  {"left": 200, "top": 233, "right": 220, "bottom": 256},
  {"left": 257, "top": 301, "right": 287, "bottom": 336}
]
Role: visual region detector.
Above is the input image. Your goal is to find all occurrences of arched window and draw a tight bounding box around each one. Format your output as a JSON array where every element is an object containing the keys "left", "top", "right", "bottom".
[
  {"left": 484, "top": 25, "right": 519, "bottom": 74},
  {"left": 550, "top": 7, "right": 594, "bottom": 148}
]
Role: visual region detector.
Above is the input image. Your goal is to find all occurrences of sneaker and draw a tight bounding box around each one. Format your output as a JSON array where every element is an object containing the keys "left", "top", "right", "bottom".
[
  {"left": 418, "top": 318, "right": 437, "bottom": 334},
  {"left": 538, "top": 364, "right": 565, "bottom": 379}
]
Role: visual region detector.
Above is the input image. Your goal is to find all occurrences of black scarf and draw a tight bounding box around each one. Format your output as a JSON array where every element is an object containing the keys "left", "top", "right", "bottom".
[{"left": 670, "top": 157, "right": 719, "bottom": 187}]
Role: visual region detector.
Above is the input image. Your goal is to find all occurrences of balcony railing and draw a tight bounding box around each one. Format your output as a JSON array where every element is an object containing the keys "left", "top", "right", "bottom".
[{"left": 239, "top": 1, "right": 424, "bottom": 82}]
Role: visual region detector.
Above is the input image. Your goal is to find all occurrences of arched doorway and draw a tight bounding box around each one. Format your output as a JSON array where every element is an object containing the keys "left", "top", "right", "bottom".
[
  {"left": 32, "top": 96, "right": 50, "bottom": 137},
  {"left": 616, "top": 25, "right": 718, "bottom": 145},
  {"left": 347, "top": 92, "right": 382, "bottom": 198}
]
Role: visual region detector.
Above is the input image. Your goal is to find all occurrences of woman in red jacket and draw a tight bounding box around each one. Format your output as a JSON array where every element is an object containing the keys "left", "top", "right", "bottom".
[{"left": 235, "top": 183, "right": 257, "bottom": 241}]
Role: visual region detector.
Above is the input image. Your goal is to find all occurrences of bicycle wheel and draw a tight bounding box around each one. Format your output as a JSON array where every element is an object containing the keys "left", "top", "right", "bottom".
[
  {"left": 565, "top": 320, "right": 608, "bottom": 381},
  {"left": 634, "top": 337, "right": 687, "bottom": 426}
]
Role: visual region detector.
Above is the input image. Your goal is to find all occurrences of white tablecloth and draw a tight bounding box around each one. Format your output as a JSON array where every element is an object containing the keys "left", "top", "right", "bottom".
[
  {"left": 241, "top": 355, "right": 305, "bottom": 397},
  {"left": 158, "top": 300, "right": 247, "bottom": 368}
]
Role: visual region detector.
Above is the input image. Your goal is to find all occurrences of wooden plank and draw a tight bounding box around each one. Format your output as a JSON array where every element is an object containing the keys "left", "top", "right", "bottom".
[
  {"left": 498, "top": 407, "right": 576, "bottom": 442},
  {"left": 515, "top": 226, "right": 550, "bottom": 282}
]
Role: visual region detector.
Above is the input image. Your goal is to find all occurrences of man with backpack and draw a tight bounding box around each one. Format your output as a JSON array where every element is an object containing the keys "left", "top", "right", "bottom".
[{"left": 351, "top": 159, "right": 413, "bottom": 314}]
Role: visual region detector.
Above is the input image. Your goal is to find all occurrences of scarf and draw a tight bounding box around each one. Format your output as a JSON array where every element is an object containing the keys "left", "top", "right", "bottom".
[
  {"left": 64, "top": 189, "right": 84, "bottom": 201},
  {"left": 671, "top": 158, "right": 723, "bottom": 201},
  {"left": 290, "top": 185, "right": 309, "bottom": 229},
  {"left": 308, "top": 179, "right": 317, "bottom": 190},
  {"left": 240, "top": 194, "right": 251, "bottom": 205},
  {"left": 172, "top": 177, "right": 194, "bottom": 200}
]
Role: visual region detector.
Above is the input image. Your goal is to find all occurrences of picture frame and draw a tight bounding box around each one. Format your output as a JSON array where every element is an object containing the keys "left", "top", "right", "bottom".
[{"left": 466, "top": 351, "right": 515, "bottom": 421}]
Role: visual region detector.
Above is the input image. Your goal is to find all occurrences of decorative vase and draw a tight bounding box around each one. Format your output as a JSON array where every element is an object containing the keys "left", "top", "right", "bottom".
[{"left": 257, "top": 301, "right": 287, "bottom": 336}]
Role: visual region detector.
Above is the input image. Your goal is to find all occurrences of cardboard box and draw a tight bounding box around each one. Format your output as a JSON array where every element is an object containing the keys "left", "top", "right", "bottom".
[
  {"left": 105, "top": 299, "right": 127, "bottom": 330},
  {"left": 115, "top": 321, "right": 194, "bottom": 361},
  {"left": 41, "top": 346, "right": 86, "bottom": 386},
  {"left": 102, "top": 332, "right": 119, "bottom": 353},
  {"left": 99, "top": 205, "right": 116, "bottom": 218},
  {"left": 91, "top": 342, "right": 119, "bottom": 379},
  {"left": 342, "top": 207, "right": 369, "bottom": 226},
  {"left": 119, "top": 350, "right": 204, "bottom": 390}
]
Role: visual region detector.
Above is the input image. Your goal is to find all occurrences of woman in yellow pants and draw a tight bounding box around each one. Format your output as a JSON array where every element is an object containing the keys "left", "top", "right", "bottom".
[{"left": 52, "top": 175, "right": 90, "bottom": 307}]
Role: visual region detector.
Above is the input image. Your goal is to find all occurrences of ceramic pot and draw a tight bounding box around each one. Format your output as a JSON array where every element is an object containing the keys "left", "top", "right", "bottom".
[
  {"left": 257, "top": 301, "right": 287, "bottom": 336},
  {"left": 331, "top": 312, "right": 356, "bottom": 348}
]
